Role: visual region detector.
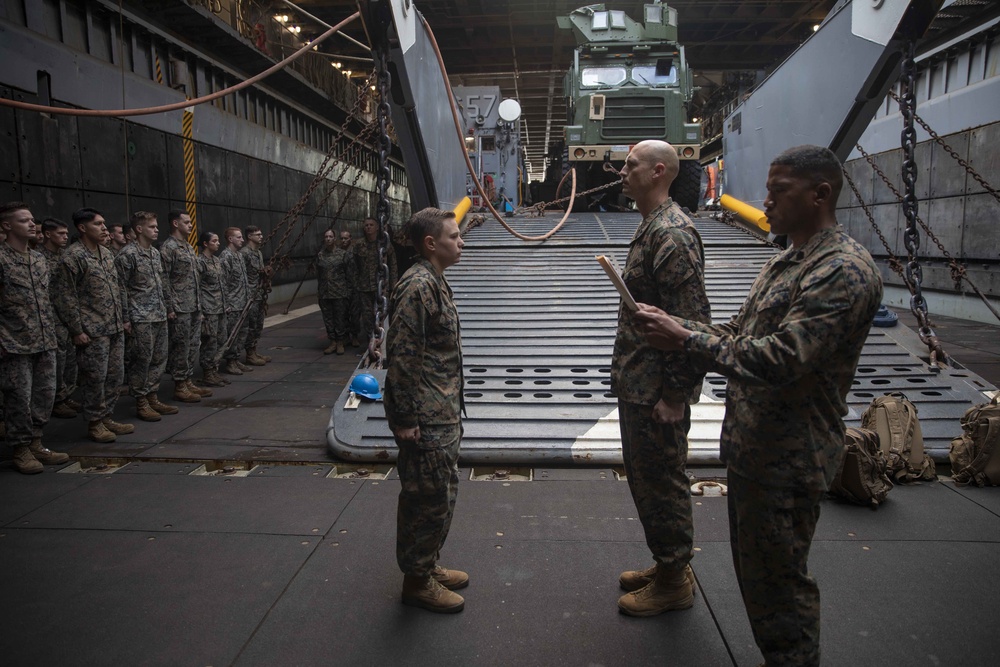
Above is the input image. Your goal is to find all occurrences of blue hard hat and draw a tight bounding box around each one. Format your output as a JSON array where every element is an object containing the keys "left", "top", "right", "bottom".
[{"left": 350, "top": 373, "right": 382, "bottom": 400}]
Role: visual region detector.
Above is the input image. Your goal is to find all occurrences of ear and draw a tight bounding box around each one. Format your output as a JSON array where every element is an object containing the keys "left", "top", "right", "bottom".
[
  {"left": 814, "top": 182, "right": 832, "bottom": 208},
  {"left": 422, "top": 233, "right": 436, "bottom": 255}
]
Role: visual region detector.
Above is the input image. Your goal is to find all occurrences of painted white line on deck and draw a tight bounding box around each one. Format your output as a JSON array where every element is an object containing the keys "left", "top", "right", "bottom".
[{"left": 263, "top": 304, "right": 320, "bottom": 329}]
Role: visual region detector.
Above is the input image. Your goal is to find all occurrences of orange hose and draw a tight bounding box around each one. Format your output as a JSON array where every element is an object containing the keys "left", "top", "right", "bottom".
[{"left": 0, "top": 13, "right": 359, "bottom": 118}]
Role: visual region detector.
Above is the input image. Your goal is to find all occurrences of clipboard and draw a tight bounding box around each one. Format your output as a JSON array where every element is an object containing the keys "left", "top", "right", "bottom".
[{"left": 596, "top": 255, "right": 638, "bottom": 312}]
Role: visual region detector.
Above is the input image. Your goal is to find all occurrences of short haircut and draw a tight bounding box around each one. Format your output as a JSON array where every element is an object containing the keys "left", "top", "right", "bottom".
[
  {"left": 405, "top": 207, "right": 456, "bottom": 254},
  {"left": 109, "top": 223, "right": 124, "bottom": 233},
  {"left": 771, "top": 145, "right": 844, "bottom": 207},
  {"left": 0, "top": 201, "right": 30, "bottom": 223},
  {"left": 224, "top": 226, "right": 242, "bottom": 242},
  {"left": 129, "top": 210, "right": 157, "bottom": 233},
  {"left": 71, "top": 207, "right": 103, "bottom": 229},
  {"left": 41, "top": 218, "right": 68, "bottom": 233},
  {"left": 244, "top": 225, "right": 261, "bottom": 238},
  {"left": 199, "top": 231, "right": 217, "bottom": 248},
  {"left": 363, "top": 217, "right": 377, "bottom": 224},
  {"left": 168, "top": 209, "right": 187, "bottom": 224}
]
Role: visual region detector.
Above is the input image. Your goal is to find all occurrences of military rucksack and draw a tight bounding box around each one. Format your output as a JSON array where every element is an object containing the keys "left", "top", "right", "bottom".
[
  {"left": 860, "top": 393, "right": 936, "bottom": 483},
  {"left": 949, "top": 394, "right": 1000, "bottom": 487},
  {"left": 830, "top": 427, "right": 894, "bottom": 508}
]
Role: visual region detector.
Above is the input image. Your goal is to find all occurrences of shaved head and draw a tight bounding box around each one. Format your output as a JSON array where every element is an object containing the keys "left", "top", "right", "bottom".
[{"left": 634, "top": 140, "right": 679, "bottom": 181}]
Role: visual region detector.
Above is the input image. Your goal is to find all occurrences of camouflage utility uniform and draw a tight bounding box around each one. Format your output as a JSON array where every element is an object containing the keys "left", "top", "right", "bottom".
[
  {"left": 39, "top": 245, "right": 77, "bottom": 405},
  {"left": 219, "top": 247, "right": 249, "bottom": 362},
  {"left": 54, "top": 243, "right": 126, "bottom": 422},
  {"left": 115, "top": 243, "right": 169, "bottom": 398},
  {"left": 240, "top": 245, "right": 266, "bottom": 353},
  {"left": 316, "top": 245, "right": 353, "bottom": 343},
  {"left": 352, "top": 236, "right": 396, "bottom": 341},
  {"left": 161, "top": 236, "right": 201, "bottom": 384},
  {"left": 384, "top": 258, "right": 464, "bottom": 578},
  {"left": 611, "top": 199, "right": 711, "bottom": 570},
  {"left": 680, "top": 227, "right": 882, "bottom": 666},
  {"left": 0, "top": 244, "right": 58, "bottom": 447},
  {"left": 197, "top": 253, "right": 227, "bottom": 373}
]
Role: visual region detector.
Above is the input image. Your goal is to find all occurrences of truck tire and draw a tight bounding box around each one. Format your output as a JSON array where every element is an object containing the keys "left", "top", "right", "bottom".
[{"left": 670, "top": 160, "right": 701, "bottom": 213}]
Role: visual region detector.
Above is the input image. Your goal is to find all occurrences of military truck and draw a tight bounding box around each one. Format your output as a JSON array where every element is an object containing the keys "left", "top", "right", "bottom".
[{"left": 552, "top": 2, "right": 702, "bottom": 211}]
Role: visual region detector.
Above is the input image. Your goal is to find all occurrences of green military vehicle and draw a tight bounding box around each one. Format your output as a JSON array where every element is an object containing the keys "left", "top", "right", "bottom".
[{"left": 553, "top": 2, "right": 702, "bottom": 211}]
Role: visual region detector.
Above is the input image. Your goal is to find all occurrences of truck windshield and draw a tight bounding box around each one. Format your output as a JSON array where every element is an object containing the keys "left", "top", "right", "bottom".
[
  {"left": 581, "top": 67, "right": 627, "bottom": 87},
  {"left": 632, "top": 65, "right": 677, "bottom": 86}
]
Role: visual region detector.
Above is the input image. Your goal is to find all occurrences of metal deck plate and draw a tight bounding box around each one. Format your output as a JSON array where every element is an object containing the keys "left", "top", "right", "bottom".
[{"left": 328, "top": 212, "right": 997, "bottom": 463}]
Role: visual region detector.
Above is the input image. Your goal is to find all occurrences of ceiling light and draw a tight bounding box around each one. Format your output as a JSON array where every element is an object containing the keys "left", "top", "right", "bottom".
[
  {"left": 812, "top": 24, "right": 820, "bottom": 32},
  {"left": 275, "top": 14, "right": 289, "bottom": 23},
  {"left": 290, "top": 25, "right": 301, "bottom": 34},
  {"left": 333, "top": 62, "right": 342, "bottom": 69}
]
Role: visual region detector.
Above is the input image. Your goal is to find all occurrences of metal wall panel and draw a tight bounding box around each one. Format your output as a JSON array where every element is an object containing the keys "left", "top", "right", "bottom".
[
  {"left": 78, "top": 116, "right": 126, "bottom": 193},
  {"left": 247, "top": 156, "right": 269, "bottom": 210},
  {"left": 0, "top": 180, "right": 23, "bottom": 201},
  {"left": 197, "top": 203, "right": 230, "bottom": 239},
  {"left": 17, "top": 100, "right": 82, "bottom": 190},
  {"left": 0, "top": 88, "right": 20, "bottom": 183},
  {"left": 24, "top": 184, "right": 83, "bottom": 220},
  {"left": 227, "top": 152, "right": 250, "bottom": 209},
  {"left": 195, "top": 143, "right": 227, "bottom": 206},
  {"left": 127, "top": 123, "right": 168, "bottom": 199},
  {"left": 83, "top": 191, "right": 127, "bottom": 226},
  {"left": 267, "top": 163, "right": 286, "bottom": 214},
  {"left": 164, "top": 132, "right": 186, "bottom": 203},
  {"left": 128, "top": 196, "right": 171, "bottom": 221}
]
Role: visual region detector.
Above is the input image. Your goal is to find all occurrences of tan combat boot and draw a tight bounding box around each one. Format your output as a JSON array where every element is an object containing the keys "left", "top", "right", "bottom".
[
  {"left": 102, "top": 417, "right": 135, "bottom": 435},
  {"left": 51, "top": 401, "right": 77, "bottom": 419},
  {"left": 64, "top": 398, "right": 82, "bottom": 411},
  {"left": 29, "top": 438, "right": 69, "bottom": 465},
  {"left": 401, "top": 574, "right": 465, "bottom": 613},
  {"left": 201, "top": 369, "right": 227, "bottom": 387},
  {"left": 244, "top": 349, "right": 266, "bottom": 366},
  {"left": 335, "top": 341, "right": 345, "bottom": 355},
  {"left": 620, "top": 563, "right": 696, "bottom": 594},
  {"left": 12, "top": 446, "right": 43, "bottom": 474},
  {"left": 618, "top": 566, "right": 695, "bottom": 617},
  {"left": 88, "top": 420, "right": 117, "bottom": 443},
  {"left": 235, "top": 360, "right": 253, "bottom": 373},
  {"left": 147, "top": 393, "right": 179, "bottom": 415},
  {"left": 185, "top": 379, "right": 213, "bottom": 398},
  {"left": 221, "top": 360, "right": 243, "bottom": 376},
  {"left": 173, "top": 382, "right": 201, "bottom": 403},
  {"left": 323, "top": 341, "right": 338, "bottom": 355},
  {"left": 431, "top": 565, "right": 469, "bottom": 590},
  {"left": 136, "top": 397, "right": 162, "bottom": 422},
  {"left": 256, "top": 349, "right": 272, "bottom": 363}
]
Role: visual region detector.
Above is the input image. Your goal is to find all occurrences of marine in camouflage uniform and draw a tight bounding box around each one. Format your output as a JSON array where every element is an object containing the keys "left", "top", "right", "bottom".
[
  {"left": 353, "top": 218, "right": 397, "bottom": 342},
  {"left": 115, "top": 238, "right": 169, "bottom": 401},
  {"left": 316, "top": 229, "right": 353, "bottom": 353},
  {"left": 39, "top": 238, "right": 78, "bottom": 412},
  {"left": 55, "top": 215, "right": 128, "bottom": 432},
  {"left": 0, "top": 204, "right": 66, "bottom": 473},
  {"left": 161, "top": 229, "right": 202, "bottom": 393},
  {"left": 240, "top": 227, "right": 270, "bottom": 364},
  {"left": 219, "top": 239, "right": 250, "bottom": 369},
  {"left": 384, "top": 208, "right": 466, "bottom": 612},
  {"left": 611, "top": 141, "right": 711, "bottom": 617},
  {"left": 197, "top": 246, "right": 227, "bottom": 380},
  {"left": 636, "top": 146, "right": 883, "bottom": 665}
]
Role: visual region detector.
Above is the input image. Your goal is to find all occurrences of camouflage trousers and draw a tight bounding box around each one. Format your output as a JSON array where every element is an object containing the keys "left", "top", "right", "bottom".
[
  {"left": 76, "top": 332, "right": 124, "bottom": 422},
  {"left": 245, "top": 298, "right": 265, "bottom": 351},
  {"left": 0, "top": 350, "right": 56, "bottom": 447},
  {"left": 200, "top": 312, "right": 228, "bottom": 371},
  {"left": 167, "top": 311, "right": 202, "bottom": 382},
  {"left": 318, "top": 297, "right": 349, "bottom": 341},
  {"left": 349, "top": 292, "right": 362, "bottom": 339},
  {"left": 619, "top": 400, "right": 694, "bottom": 568},
  {"left": 127, "top": 321, "right": 168, "bottom": 398},
  {"left": 224, "top": 309, "right": 250, "bottom": 361},
  {"left": 55, "top": 322, "right": 78, "bottom": 404},
  {"left": 359, "top": 291, "right": 376, "bottom": 341},
  {"left": 727, "top": 469, "right": 823, "bottom": 667},
  {"left": 395, "top": 422, "right": 462, "bottom": 578}
]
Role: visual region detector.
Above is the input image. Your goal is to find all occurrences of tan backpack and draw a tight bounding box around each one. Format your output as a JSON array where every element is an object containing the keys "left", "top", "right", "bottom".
[
  {"left": 949, "top": 394, "right": 1000, "bottom": 487},
  {"left": 829, "top": 427, "right": 894, "bottom": 508},
  {"left": 860, "top": 393, "right": 936, "bottom": 483}
]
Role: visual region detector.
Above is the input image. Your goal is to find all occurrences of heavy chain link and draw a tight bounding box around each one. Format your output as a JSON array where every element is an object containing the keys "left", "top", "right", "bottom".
[
  {"left": 898, "top": 42, "right": 947, "bottom": 369},
  {"left": 717, "top": 210, "right": 784, "bottom": 250},
  {"left": 521, "top": 176, "right": 623, "bottom": 217},
  {"left": 841, "top": 165, "right": 907, "bottom": 281},
  {"left": 367, "top": 44, "right": 393, "bottom": 368}
]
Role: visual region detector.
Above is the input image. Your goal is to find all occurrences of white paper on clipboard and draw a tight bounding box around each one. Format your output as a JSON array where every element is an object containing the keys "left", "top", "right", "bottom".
[{"left": 595, "top": 255, "right": 638, "bottom": 311}]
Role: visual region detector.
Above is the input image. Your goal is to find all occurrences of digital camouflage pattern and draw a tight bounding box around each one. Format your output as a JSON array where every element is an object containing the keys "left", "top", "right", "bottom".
[
  {"left": 126, "top": 320, "right": 168, "bottom": 397},
  {"left": 224, "top": 311, "right": 249, "bottom": 362},
  {"left": 319, "top": 299, "right": 349, "bottom": 342},
  {"left": 39, "top": 245, "right": 77, "bottom": 402},
  {"left": 241, "top": 245, "right": 266, "bottom": 351},
  {"left": 0, "top": 244, "right": 59, "bottom": 354},
  {"left": 611, "top": 199, "right": 711, "bottom": 405},
  {"left": 395, "top": 423, "right": 462, "bottom": 577},
  {"left": 199, "top": 312, "right": 227, "bottom": 372},
  {"left": 352, "top": 236, "right": 397, "bottom": 292},
  {"left": 115, "top": 244, "right": 168, "bottom": 323},
  {"left": 384, "top": 259, "right": 463, "bottom": 429},
  {"left": 682, "top": 226, "right": 883, "bottom": 492},
  {"left": 76, "top": 332, "right": 125, "bottom": 422},
  {"left": 55, "top": 242, "right": 126, "bottom": 338},
  {"left": 160, "top": 236, "right": 201, "bottom": 314},
  {"left": 167, "top": 312, "right": 201, "bottom": 382},
  {"left": 219, "top": 248, "right": 248, "bottom": 312},
  {"left": 196, "top": 254, "right": 225, "bottom": 315},
  {"left": 317, "top": 246, "right": 354, "bottom": 341},
  {"left": 0, "top": 351, "right": 56, "bottom": 447}
]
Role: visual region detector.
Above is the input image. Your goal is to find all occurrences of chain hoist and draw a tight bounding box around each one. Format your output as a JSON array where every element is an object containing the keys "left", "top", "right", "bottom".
[
  {"left": 898, "top": 41, "right": 947, "bottom": 370},
  {"left": 367, "top": 43, "right": 393, "bottom": 368}
]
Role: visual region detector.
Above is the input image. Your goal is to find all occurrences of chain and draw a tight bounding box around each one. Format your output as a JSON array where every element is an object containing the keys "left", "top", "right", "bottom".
[
  {"left": 898, "top": 42, "right": 947, "bottom": 370},
  {"left": 367, "top": 44, "right": 393, "bottom": 368},
  {"left": 716, "top": 210, "right": 784, "bottom": 249},
  {"left": 888, "top": 89, "right": 1000, "bottom": 206},
  {"left": 521, "top": 178, "right": 623, "bottom": 217},
  {"left": 841, "top": 165, "right": 907, "bottom": 281}
]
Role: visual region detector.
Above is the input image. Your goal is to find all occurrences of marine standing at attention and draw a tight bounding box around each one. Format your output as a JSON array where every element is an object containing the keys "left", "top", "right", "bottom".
[
  {"left": 353, "top": 217, "right": 397, "bottom": 344},
  {"left": 611, "top": 140, "right": 712, "bottom": 617},
  {"left": 240, "top": 225, "right": 271, "bottom": 366},
  {"left": 219, "top": 227, "right": 251, "bottom": 376},
  {"left": 384, "top": 208, "right": 467, "bottom": 614},
  {"left": 634, "top": 145, "right": 883, "bottom": 666},
  {"left": 317, "top": 228, "right": 354, "bottom": 355},
  {"left": 0, "top": 202, "right": 70, "bottom": 473},
  {"left": 39, "top": 218, "right": 79, "bottom": 419},
  {"left": 196, "top": 232, "right": 229, "bottom": 387}
]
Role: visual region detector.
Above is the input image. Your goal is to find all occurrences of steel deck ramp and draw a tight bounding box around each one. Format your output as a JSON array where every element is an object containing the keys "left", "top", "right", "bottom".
[{"left": 328, "top": 212, "right": 997, "bottom": 464}]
